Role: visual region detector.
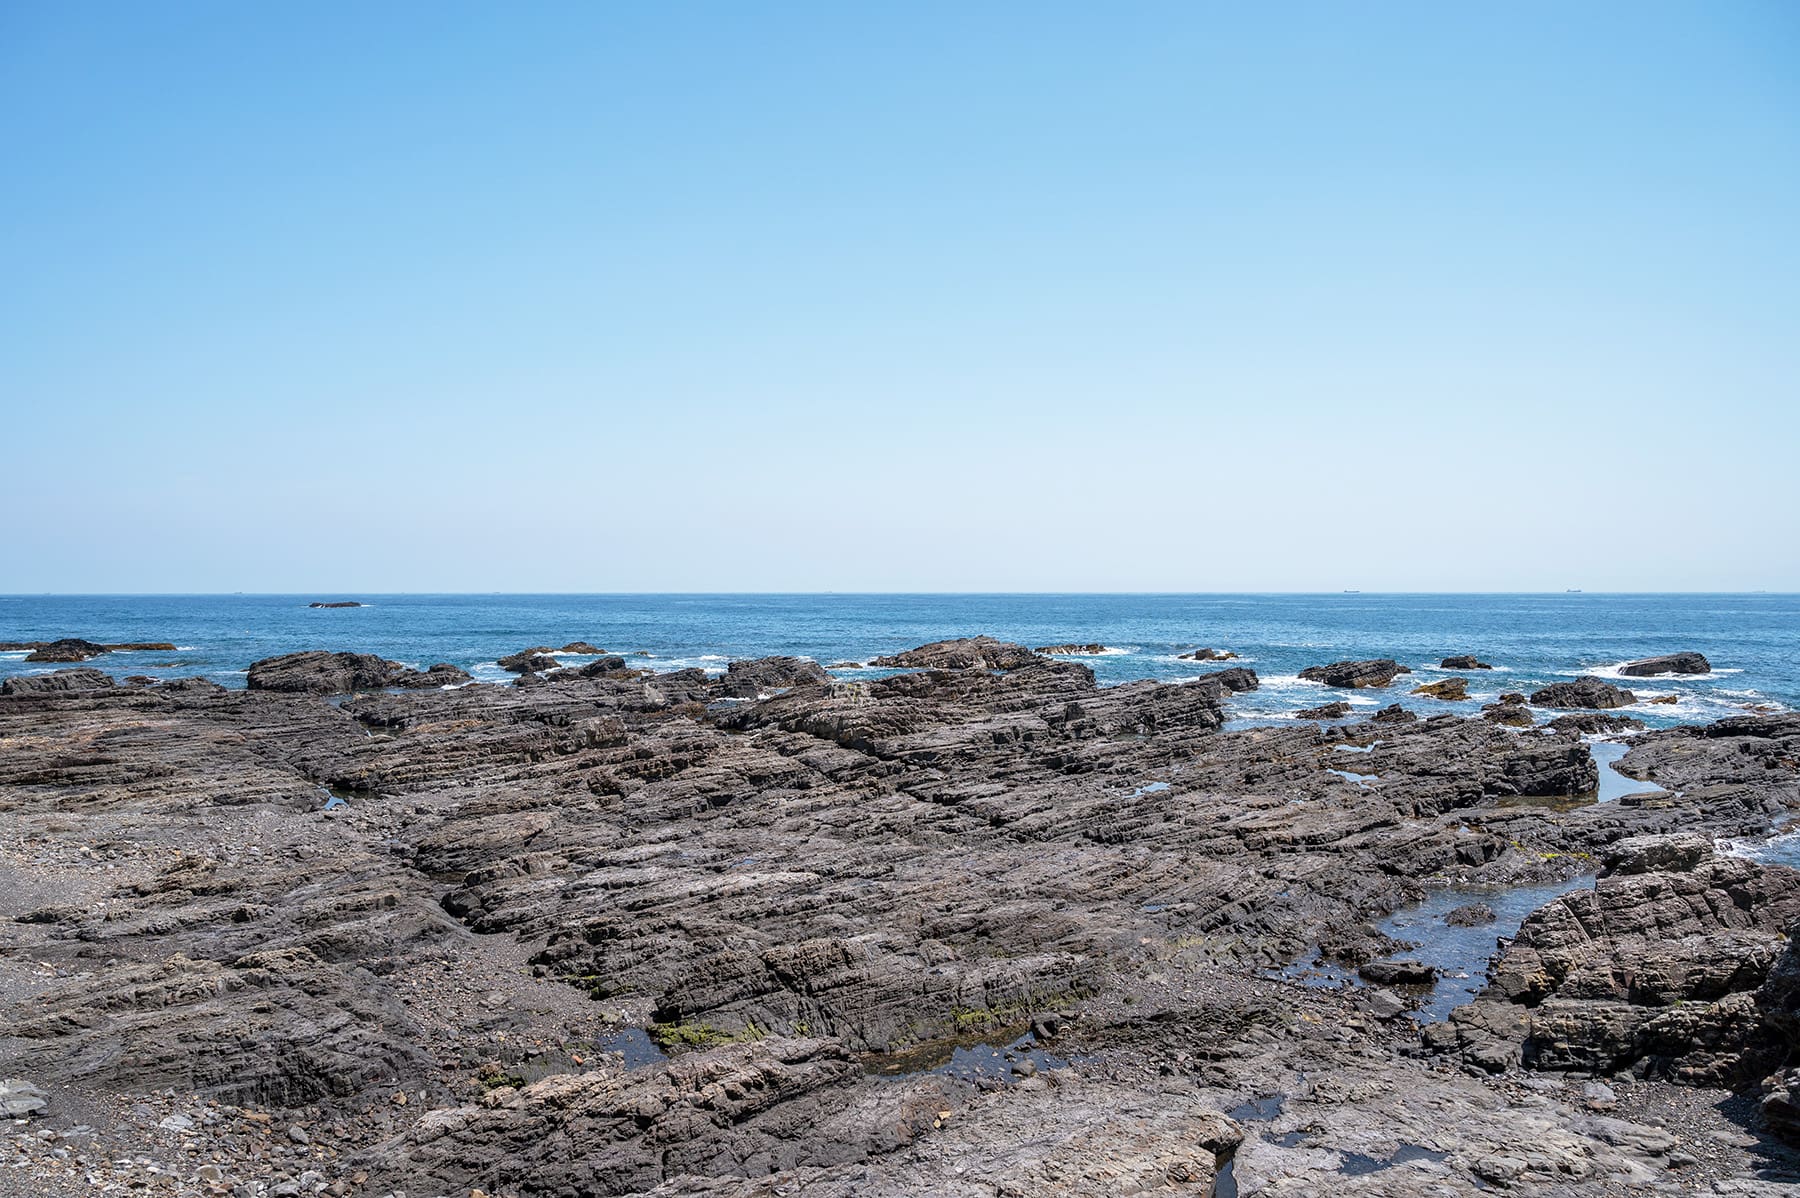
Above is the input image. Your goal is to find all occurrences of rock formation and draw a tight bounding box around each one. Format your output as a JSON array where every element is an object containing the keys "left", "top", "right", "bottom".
[{"left": 1297, "top": 659, "right": 1410, "bottom": 688}]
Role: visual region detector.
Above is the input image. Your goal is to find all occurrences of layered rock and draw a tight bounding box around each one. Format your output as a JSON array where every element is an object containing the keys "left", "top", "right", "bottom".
[
  {"left": 1530, "top": 677, "right": 1636, "bottom": 709},
  {"left": 1441, "top": 655, "right": 1494, "bottom": 670},
  {"left": 1619, "top": 652, "right": 1712, "bottom": 677},
  {"left": 870, "top": 637, "right": 1042, "bottom": 671},
  {"left": 1298, "top": 659, "right": 1409, "bottom": 688},
  {"left": 1412, "top": 677, "right": 1470, "bottom": 701}
]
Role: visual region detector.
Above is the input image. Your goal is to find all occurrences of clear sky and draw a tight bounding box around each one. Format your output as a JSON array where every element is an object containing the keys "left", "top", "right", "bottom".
[{"left": 3, "top": 2, "right": 1796, "bottom": 592}]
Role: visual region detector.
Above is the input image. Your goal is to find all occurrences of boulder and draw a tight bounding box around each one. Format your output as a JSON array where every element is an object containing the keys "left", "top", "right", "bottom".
[
  {"left": 0, "top": 1078, "right": 47, "bottom": 1118},
  {"left": 1370, "top": 704, "right": 1418, "bottom": 724},
  {"left": 1, "top": 668, "right": 117, "bottom": 695},
  {"left": 1619, "top": 653, "right": 1712, "bottom": 677},
  {"left": 1412, "top": 677, "right": 1470, "bottom": 701},
  {"left": 1441, "top": 655, "right": 1494, "bottom": 670},
  {"left": 1181, "top": 648, "right": 1239, "bottom": 661},
  {"left": 1602, "top": 833, "right": 1712, "bottom": 876},
  {"left": 1036, "top": 643, "right": 1108, "bottom": 655},
  {"left": 1530, "top": 678, "right": 1635, "bottom": 710},
  {"left": 1297, "top": 659, "right": 1409, "bottom": 688},
  {"left": 871, "top": 637, "right": 1041, "bottom": 670}
]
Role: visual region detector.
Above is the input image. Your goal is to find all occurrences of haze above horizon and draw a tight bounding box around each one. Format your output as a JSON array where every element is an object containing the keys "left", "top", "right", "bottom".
[{"left": 4, "top": 2, "right": 1796, "bottom": 592}]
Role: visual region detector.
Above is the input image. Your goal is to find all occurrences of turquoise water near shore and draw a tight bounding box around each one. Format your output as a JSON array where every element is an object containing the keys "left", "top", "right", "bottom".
[{"left": 3, "top": 593, "right": 1793, "bottom": 730}]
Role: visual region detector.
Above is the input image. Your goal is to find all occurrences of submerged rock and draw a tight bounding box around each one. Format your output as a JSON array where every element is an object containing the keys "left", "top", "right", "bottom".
[
  {"left": 1298, "top": 659, "right": 1409, "bottom": 688},
  {"left": 1619, "top": 652, "right": 1712, "bottom": 677},
  {"left": 1530, "top": 677, "right": 1636, "bottom": 710}
]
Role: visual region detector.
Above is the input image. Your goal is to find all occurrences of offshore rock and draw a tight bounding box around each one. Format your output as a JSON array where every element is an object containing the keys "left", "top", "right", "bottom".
[
  {"left": 1620, "top": 652, "right": 1712, "bottom": 677},
  {"left": 1413, "top": 677, "right": 1470, "bottom": 701},
  {"left": 1181, "top": 647, "right": 1239, "bottom": 661},
  {"left": 1546, "top": 712, "right": 1647, "bottom": 735},
  {"left": 871, "top": 636, "right": 1041, "bottom": 670},
  {"left": 1036, "top": 643, "right": 1108, "bottom": 655},
  {"left": 497, "top": 648, "right": 561, "bottom": 674},
  {"left": 545, "top": 656, "right": 631, "bottom": 682},
  {"left": 1198, "top": 666, "right": 1259, "bottom": 693},
  {"left": 1298, "top": 659, "right": 1409, "bottom": 688},
  {"left": 308, "top": 601, "right": 365, "bottom": 608},
  {"left": 1294, "top": 701, "right": 1353, "bottom": 720},
  {"left": 19, "top": 638, "right": 179, "bottom": 661},
  {"left": 1530, "top": 677, "right": 1636, "bottom": 709},
  {"left": 1441, "top": 655, "right": 1494, "bottom": 670}
]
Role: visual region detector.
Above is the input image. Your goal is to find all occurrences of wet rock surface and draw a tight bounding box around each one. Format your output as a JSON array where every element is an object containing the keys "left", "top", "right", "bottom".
[{"left": 2, "top": 644, "right": 1798, "bottom": 1195}]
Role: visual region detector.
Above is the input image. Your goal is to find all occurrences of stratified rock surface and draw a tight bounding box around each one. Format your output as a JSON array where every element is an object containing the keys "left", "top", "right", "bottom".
[
  {"left": 1620, "top": 652, "right": 1713, "bottom": 677},
  {"left": 1531, "top": 676, "right": 1637, "bottom": 709},
  {"left": 3, "top": 642, "right": 1798, "bottom": 1196},
  {"left": 1298, "top": 659, "right": 1410, "bottom": 688}
]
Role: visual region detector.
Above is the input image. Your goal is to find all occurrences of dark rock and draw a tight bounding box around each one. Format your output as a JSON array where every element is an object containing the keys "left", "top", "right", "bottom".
[
  {"left": 246, "top": 651, "right": 411, "bottom": 694},
  {"left": 544, "top": 657, "right": 630, "bottom": 683},
  {"left": 870, "top": 637, "right": 1042, "bottom": 671},
  {"left": 1481, "top": 696, "right": 1534, "bottom": 726},
  {"left": 1, "top": 668, "right": 117, "bottom": 695},
  {"left": 24, "top": 638, "right": 113, "bottom": 662},
  {"left": 1295, "top": 702, "right": 1353, "bottom": 720},
  {"left": 308, "top": 602, "right": 365, "bottom": 609},
  {"left": 560, "top": 642, "right": 606, "bottom": 654},
  {"left": 1444, "top": 903, "right": 1496, "bottom": 927},
  {"left": 1359, "top": 959, "right": 1437, "bottom": 985},
  {"left": 1198, "top": 667, "right": 1259, "bottom": 693},
  {"left": 1530, "top": 678, "right": 1636, "bottom": 710},
  {"left": 398, "top": 663, "right": 474, "bottom": 688},
  {"left": 1370, "top": 704, "right": 1417, "bottom": 724},
  {"left": 1036, "top": 643, "right": 1108, "bottom": 655},
  {"left": 1441, "top": 655, "right": 1494, "bottom": 670},
  {"left": 1619, "top": 653, "right": 1712, "bottom": 677},
  {"left": 1181, "top": 648, "right": 1239, "bottom": 661},
  {"left": 497, "top": 649, "right": 561, "bottom": 674},
  {"left": 1413, "top": 677, "right": 1471, "bottom": 701},
  {"left": 1545, "top": 712, "right": 1647, "bottom": 735},
  {"left": 717, "top": 656, "right": 832, "bottom": 698},
  {"left": 1602, "top": 833, "right": 1712, "bottom": 876},
  {"left": 1297, "top": 659, "right": 1409, "bottom": 689}
]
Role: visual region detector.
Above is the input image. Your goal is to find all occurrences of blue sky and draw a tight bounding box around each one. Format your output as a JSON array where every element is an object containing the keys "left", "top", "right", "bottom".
[{"left": 3, "top": 2, "right": 1796, "bottom": 592}]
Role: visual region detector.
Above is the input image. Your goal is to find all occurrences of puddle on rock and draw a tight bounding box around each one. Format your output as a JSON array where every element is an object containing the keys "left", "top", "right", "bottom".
[
  {"left": 1270, "top": 876, "right": 1596, "bottom": 1021},
  {"left": 1125, "top": 780, "right": 1171, "bottom": 799},
  {"left": 316, "top": 784, "right": 369, "bottom": 811},
  {"left": 1229, "top": 1094, "right": 1285, "bottom": 1122},
  {"left": 1340, "top": 1144, "right": 1451, "bottom": 1175},
  {"left": 1326, "top": 767, "right": 1377, "bottom": 787},
  {"left": 863, "top": 1030, "right": 1068, "bottom": 1084}
]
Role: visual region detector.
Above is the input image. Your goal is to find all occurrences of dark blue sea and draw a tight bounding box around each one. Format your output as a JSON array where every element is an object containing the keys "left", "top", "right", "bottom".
[{"left": 4, "top": 593, "right": 1794, "bottom": 728}]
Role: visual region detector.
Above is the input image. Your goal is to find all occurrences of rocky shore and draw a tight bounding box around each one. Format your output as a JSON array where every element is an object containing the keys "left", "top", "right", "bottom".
[{"left": 2, "top": 637, "right": 1797, "bottom": 1197}]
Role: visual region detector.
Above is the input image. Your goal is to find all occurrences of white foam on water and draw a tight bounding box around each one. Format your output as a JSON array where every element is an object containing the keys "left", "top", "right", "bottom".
[
  {"left": 1559, "top": 662, "right": 1742, "bottom": 682},
  {"left": 0, "top": 651, "right": 28, "bottom": 660},
  {"left": 1719, "top": 826, "right": 1800, "bottom": 868}
]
